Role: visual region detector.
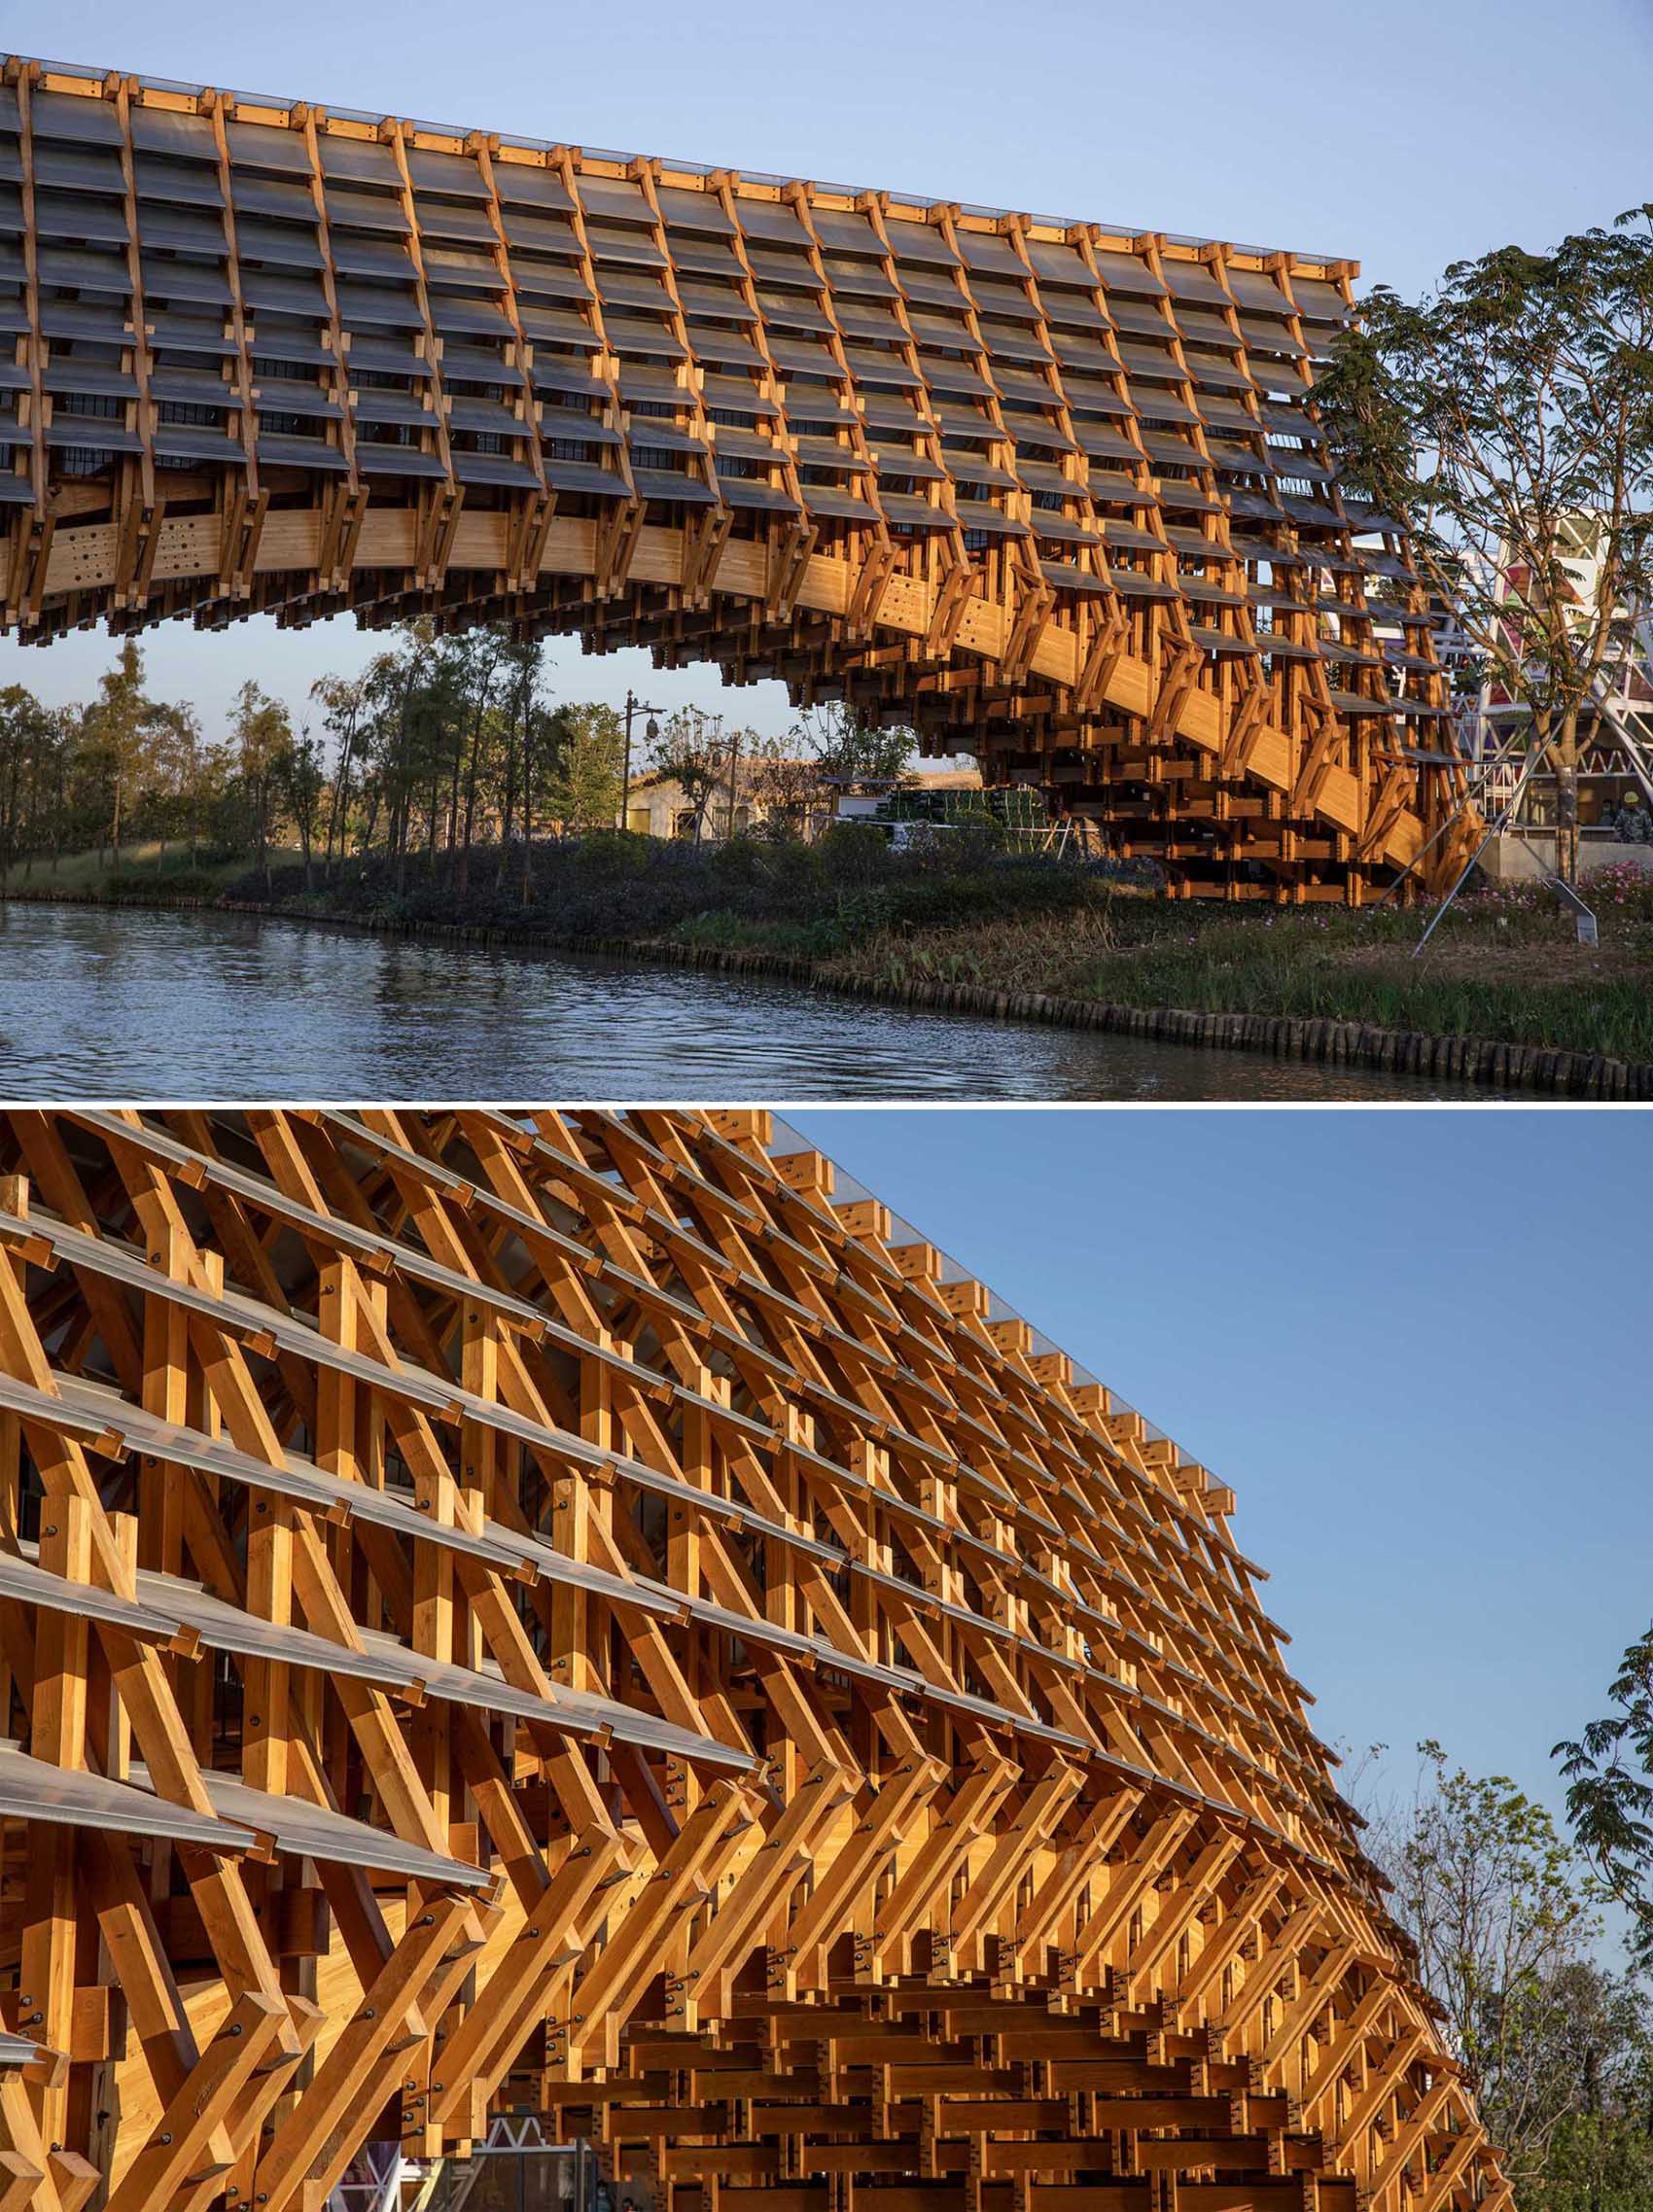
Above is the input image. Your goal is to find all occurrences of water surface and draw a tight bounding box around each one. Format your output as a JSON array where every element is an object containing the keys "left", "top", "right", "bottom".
[{"left": 0, "top": 902, "right": 1486, "bottom": 1101}]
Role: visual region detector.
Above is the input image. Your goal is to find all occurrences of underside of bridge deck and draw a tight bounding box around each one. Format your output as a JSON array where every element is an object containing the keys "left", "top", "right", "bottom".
[
  {"left": 0, "top": 1107, "right": 1506, "bottom": 2212},
  {"left": 0, "top": 55, "right": 1479, "bottom": 899}
]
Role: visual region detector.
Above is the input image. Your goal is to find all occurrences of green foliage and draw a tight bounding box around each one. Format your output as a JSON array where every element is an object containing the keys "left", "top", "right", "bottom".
[
  {"left": 1541, "top": 2020, "right": 1653, "bottom": 2212},
  {"left": 1319, "top": 221, "right": 1653, "bottom": 689},
  {"left": 708, "top": 833, "right": 829, "bottom": 897},
  {"left": 228, "top": 823, "right": 1105, "bottom": 963},
  {"left": 1368, "top": 1745, "right": 1653, "bottom": 2212},
  {"left": 645, "top": 706, "right": 752, "bottom": 844},
  {"left": 818, "top": 821, "right": 892, "bottom": 886},
  {"left": 1038, "top": 895, "right": 1653, "bottom": 1063},
  {"left": 791, "top": 700, "right": 915, "bottom": 789},
  {"left": 572, "top": 827, "right": 650, "bottom": 880},
  {"left": 1556, "top": 1625, "right": 1653, "bottom": 1968},
  {"left": 1315, "top": 209, "right": 1653, "bottom": 880},
  {"left": 1387, "top": 1742, "right": 1600, "bottom": 2076},
  {"left": 101, "top": 864, "right": 227, "bottom": 901},
  {"left": 1315, "top": 215, "right": 1653, "bottom": 719},
  {"left": 78, "top": 640, "right": 171, "bottom": 860},
  {"left": 543, "top": 700, "right": 624, "bottom": 831},
  {"left": 672, "top": 909, "right": 854, "bottom": 960},
  {"left": 0, "top": 619, "right": 698, "bottom": 891}
]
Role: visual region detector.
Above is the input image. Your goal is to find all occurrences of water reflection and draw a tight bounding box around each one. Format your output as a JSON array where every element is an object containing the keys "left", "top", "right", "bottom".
[{"left": 0, "top": 902, "right": 1485, "bottom": 1102}]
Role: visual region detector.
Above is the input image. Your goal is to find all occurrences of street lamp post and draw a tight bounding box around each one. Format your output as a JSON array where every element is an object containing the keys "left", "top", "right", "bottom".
[{"left": 620, "top": 689, "right": 663, "bottom": 832}]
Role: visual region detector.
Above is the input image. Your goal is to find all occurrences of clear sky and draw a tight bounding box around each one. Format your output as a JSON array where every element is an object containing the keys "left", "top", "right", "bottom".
[
  {"left": 790, "top": 1106, "right": 1651, "bottom": 1844},
  {"left": 5, "top": 0, "right": 1649, "bottom": 741}
]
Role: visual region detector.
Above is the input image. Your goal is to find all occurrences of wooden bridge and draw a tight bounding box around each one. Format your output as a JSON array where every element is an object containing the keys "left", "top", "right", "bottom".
[
  {"left": 0, "top": 56, "right": 1475, "bottom": 899},
  {"left": 0, "top": 1106, "right": 1507, "bottom": 2211}
]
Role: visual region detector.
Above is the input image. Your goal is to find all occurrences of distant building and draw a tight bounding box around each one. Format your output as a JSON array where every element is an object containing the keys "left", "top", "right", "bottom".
[
  {"left": 627, "top": 758, "right": 983, "bottom": 843},
  {"left": 1440, "top": 515, "right": 1653, "bottom": 832},
  {"left": 624, "top": 764, "right": 767, "bottom": 842}
]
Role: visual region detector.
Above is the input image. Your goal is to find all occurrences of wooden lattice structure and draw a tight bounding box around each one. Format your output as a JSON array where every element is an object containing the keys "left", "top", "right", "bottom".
[
  {"left": 0, "top": 1106, "right": 1507, "bottom": 2212},
  {"left": 0, "top": 55, "right": 1475, "bottom": 899}
]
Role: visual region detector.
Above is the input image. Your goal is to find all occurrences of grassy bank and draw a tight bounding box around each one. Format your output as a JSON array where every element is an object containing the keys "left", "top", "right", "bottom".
[
  {"left": 804, "top": 870, "right": 1653, "bottom": 1065},
  {"left": 14, "top": 827, "right": 1652, "bottom": 1069},
  {"left": 1, "top": 841, "right": 299, "bottom": 900}
]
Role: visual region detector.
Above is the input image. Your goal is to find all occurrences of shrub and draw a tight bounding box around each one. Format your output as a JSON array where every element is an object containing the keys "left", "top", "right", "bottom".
[
  {"left": 226, "top": 829, "right": 1108, "bottom": 955},
  {"left": 572, "top": 828, "right": 650, "bottom": 880},
  {"left": 820, "top": 823, "right": 893, "bottom": 887},
  {"left": 104, "top": 865, "right": 224, "bottom": 901}
]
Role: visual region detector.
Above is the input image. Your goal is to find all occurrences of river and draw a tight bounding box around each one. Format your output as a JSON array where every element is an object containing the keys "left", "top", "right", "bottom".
[{"left": 0, "top": 902, "right": 1485, "bottom": 1101}]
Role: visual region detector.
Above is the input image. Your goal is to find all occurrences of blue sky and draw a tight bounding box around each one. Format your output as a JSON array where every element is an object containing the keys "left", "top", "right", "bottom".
[
  {"left": 791, "top": 1106, "right": 1652, "bottom": 1852},
  {"left": 5, "top": 0, "right": 1649, "bottom": 739}
]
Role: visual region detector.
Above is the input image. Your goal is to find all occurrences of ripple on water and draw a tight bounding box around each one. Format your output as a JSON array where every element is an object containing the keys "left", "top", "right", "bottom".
[{"left": 0, "top": 902, "right": 1491, "bottom": 1102}]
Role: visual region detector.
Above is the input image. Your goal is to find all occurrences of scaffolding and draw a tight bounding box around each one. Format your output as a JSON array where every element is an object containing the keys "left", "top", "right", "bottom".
[{"left": 1450, "top": 516, "right": 1653, "bottom": 834}]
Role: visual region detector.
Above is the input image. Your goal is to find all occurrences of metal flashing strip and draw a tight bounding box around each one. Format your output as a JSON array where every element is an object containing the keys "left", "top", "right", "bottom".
[{"left": 0, "top": 1738, "right": 255, "bottom": 1854}]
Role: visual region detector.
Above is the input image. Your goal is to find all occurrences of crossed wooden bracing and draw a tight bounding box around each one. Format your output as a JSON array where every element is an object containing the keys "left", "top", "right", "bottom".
[
  {"left": 0, "top": 1106, "right": 1508, "bottom": 2212},
  {"left": 0, "top": 56, "right": 1476, "bottom": 899}
]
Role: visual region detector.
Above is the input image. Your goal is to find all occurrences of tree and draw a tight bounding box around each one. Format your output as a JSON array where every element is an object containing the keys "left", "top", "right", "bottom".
[
  {"left": 1536, "top": 1964, "right": 1653, "bottom": 2212},
  {"left": 148, "top": 702, "right": 212, "bottom": 865},
  {"left": 449, "top": 631, "right": 508, "bottom": 896},
  {"left": 544, "top": 701, "right": 624, "bottom": 833},
  {"left": 791, "top": 700, "right": 915, "bottom": 792},
  {"left": 230, "top": 679, "right": 295, "bottom": 895},
  {"left": 746, "top": 729, "right": 823, "bottom": 839},
  {"left": 648, "top": 707, "right": 734, "bottom": 844},
  {"left": 1556, "top": 1624, "right": 1653, "bottom": 1967},
  {"left": 500, "top": 639, "right": 546, "bottom": 902},
  {"left": 1313, "top": 209, "right": 1653, "bottom": 883},
  {"left": 81, "top": 640, "right": 164, "bottom": 867},
  {"left": 0, "top": 685, "right": 52, "bottom": 885},
  {"left": 18, "top": 704, "right": 76, "bottom": 874},
  {"left": 1369, "top": 1742, "right": 1602, "bottom": 2195},
  {"left": 277, "top": 727, "right": 327, "bottom": 892},
  {"left": 358, "top": 626, "right": 435, "bottom": 895},
  {"left": 311, "top": 674, "right": 367, "bottom": 878}
]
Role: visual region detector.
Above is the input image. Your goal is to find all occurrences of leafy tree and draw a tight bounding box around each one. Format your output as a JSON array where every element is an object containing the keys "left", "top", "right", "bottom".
[
  {"left": 648, "top": 706, "right": 735, "bottom": 844},
  {"left": 1556, "top": 1624, "right": 1653, "bottom": 1967},
  {"left": 1370, "top": 1741, "right": 1601, "bottom": 2194},
  {"left": 18, "top": 705, "right": 77, "bottom": 874},
  {"left": 146, "top": 702, "right": 216, "bottom": 866},
  {"left": 544, "top": 701, "right": 624, "bottom": 833},
  {"left": 1313, "top": 209, "right": 1653, "bottom": 883},
  {"left": 0, "top": 685, "right": 52, "bottom": 884},
  {"left": 499, "top": 639, "right": 546, "bottom": 902},
  {"left": 277, "top": 728, "right": 328, "bottom": 892},
  {"left": 230, "top": 679, "right": 295, "bottom": 895},
  {"left": 81, "top": 640, "right": 166, "bottom": 866},
  {"left": 1536, "top": 1964, "right": 1653, "bottom": 2212},
  {"left": 746, "top": 730, "right": 822, "bottom": 839},
  {"left": 357, "top": 623, "right": 438, "bottom": 893},
  {"left": 791, "top": 700, "right": 915, "bottom": 791},
  {"left": 448, "top": 631, "right": 509, "bottom": 896},
  {"left": 310, "top": 674, "right": 368, "bottom": 878}
]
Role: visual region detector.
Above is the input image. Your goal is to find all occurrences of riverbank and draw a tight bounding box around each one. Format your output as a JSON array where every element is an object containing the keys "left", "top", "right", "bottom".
[
  {"left": 7, "top": 873, "right": 1650, "bottom": 1097},
  {"left": 816, "top": 891, "right": 1653, "bottom": 1077},
  {"left": 0, "top": 842, "right": 298, "bottom": 899}
]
